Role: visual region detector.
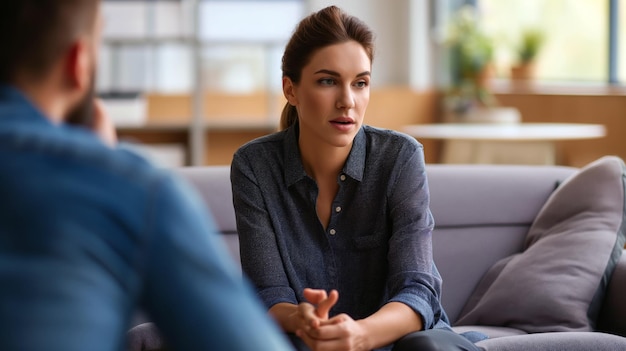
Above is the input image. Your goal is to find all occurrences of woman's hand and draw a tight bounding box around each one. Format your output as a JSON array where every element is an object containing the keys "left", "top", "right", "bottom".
[
  {"left": 296, "top": 313, "right": 370, "bottom": 351},
  {"left": 294, "top": 289, "right": 370, "bottom": 351},
  {"left": 303, "top": 288, "right": 338, "bottom": 320},
  {"left": 291, "top": 288, "right": 338, "bottom": 332}
]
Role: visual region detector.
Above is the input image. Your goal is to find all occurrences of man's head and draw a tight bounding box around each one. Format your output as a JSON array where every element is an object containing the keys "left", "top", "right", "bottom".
[{"left": 0, "top": 0, "right": 102, "bottom": 125}]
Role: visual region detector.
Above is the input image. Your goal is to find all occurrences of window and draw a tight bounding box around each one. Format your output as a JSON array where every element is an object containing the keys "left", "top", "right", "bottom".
[
  {"left": 617, "top": 0, "right": 626, "bottom": 84},
  {"left": 478, "top": 0, "right": 614, "bottom": 83},
  {"left": 199, "top": 1, "right": 302, "bottom": 94},
  {"left": 99, "top": 0, "right": 303, "bottom": 94},
  {"left": 99, "top": 0, "right": 194, "bottom": 93}
]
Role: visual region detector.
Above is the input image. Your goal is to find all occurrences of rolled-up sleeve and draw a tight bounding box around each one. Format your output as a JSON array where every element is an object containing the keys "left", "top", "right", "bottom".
[
  {"left": 231, "top": 152, "right": 297, "bottom": 308},
  {"left": 385, "top": 146, "right": 445, "bottom": 329}
]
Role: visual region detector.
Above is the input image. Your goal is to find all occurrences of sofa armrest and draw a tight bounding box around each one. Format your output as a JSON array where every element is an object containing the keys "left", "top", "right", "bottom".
[{"left": 598, "top": 250, "right": 626, "bottom": 336}]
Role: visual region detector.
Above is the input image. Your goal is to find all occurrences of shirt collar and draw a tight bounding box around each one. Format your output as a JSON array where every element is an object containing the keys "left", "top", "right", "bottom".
[
  {"left": 343, "top": 126, "right": 366, "bottom": 182},
  {"left": 283, "top": 122, "right": 308, "bottom": 187},
  {"left": 0, "top": 84, "right": 52, "bottom": 126},
  {"left": 283, "top": 122, "right": 366, "bottom": 187}
]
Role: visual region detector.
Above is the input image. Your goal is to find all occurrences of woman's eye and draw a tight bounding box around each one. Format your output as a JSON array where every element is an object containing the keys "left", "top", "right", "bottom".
[
  {"left": 354, "top": 81, "right": 368, "bottom": 88},
  {"left": 318, "top": 78, "right": 335, "bottom": 86}
]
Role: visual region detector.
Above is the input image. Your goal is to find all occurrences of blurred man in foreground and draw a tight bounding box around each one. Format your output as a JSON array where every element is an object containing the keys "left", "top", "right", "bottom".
[{"left": 0, "top": 1, "right": 291, "bottom": 350}]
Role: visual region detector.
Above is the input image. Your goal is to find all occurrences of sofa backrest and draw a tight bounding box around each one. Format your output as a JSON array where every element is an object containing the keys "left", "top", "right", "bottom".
[
  {"left": 176, "top": 166, "right": 241, "bottom": 265},
  {"left": 426, "top": 164, "right": 576, "bottom": 321},
  {"left": 174, "top": 164, "right": 577, "bottom": 322}
]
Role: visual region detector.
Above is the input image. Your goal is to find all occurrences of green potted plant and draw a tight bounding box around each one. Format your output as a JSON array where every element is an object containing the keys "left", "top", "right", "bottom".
[
  {"left": 444, "top": 6, "right": 497, "bottom": 119},
  {"left": 443, "top": 6, "right": 521, "bottom": 124},
  {"left": 511, "top": 28, "right": 545, "bottom": 80}
]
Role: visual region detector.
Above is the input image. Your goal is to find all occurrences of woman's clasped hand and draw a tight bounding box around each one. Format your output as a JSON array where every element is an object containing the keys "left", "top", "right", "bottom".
[{"left": 293, "top": 289, "right": 369, "bottom": 351}]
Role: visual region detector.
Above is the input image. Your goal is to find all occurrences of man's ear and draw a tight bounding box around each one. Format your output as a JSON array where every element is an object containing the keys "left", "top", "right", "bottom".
[
  {"left": 63, "top": 38, "right": 91, "bottom": 91},
  {"left": 282, "top": 76, "right": 298, "bottom": 107}
]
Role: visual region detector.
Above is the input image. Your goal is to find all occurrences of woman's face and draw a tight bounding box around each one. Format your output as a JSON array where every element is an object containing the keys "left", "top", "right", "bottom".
[{"left": 284, "top": 40, "right": 371, "bottom": 149}]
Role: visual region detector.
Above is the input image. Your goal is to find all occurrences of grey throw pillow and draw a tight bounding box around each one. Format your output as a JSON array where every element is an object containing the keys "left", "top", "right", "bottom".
[{"left": 456, "top": 156, "right": 626, "bottom": 333}]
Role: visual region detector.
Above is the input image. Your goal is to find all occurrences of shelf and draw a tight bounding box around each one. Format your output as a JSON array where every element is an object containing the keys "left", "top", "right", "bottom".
[
  {"left": 490, "top": 79, "right": 626, "bottom": 96},
  {"left": 103, "top": 37, "right": 284, "bottom": 47},
  {"left": 116, "top": 123, "right": 189, "bottom": 132},
  {"left": 204, "top": 120, "right": 277, "bottom": 132},
  {"left": 116, "top": 120, "right": 277, "bottom": 133},
  {"left": 103, "top": 37, "right": 196, "bottom": 46}
]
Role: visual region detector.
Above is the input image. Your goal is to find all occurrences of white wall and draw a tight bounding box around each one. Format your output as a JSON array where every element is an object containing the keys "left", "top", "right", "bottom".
[
  {"left": 306, "top": 0, "right": 434, "bottom": 89},
  {"left": 408, "top": 0, "right": 433, "bottom": 90}
]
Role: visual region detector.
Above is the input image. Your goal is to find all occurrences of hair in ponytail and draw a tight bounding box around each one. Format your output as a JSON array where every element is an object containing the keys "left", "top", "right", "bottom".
[{"left": 280, "top": 103, "right": 299, "bottom": 131}]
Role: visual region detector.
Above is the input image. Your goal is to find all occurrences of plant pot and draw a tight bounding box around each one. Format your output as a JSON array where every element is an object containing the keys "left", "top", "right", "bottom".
[
  {"left": 474, "top": 63, "right": 495, "bottom": 90},
  {"left": 444, "top": 106, "right": 521, "bottom": 124},
  {"left": 510, "top": 62, "right": 536, "bottom": 80}
]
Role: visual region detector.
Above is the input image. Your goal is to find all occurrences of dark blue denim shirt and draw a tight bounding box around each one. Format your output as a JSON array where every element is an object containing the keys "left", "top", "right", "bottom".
[
  {"left": 231, "top": 123, "right": 452, "bottom": 337},
  {"left": 0, "top": 85, "right": 291, "bottom": 351}
]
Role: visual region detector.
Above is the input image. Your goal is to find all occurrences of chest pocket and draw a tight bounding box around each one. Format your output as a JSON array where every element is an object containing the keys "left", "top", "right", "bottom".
[{"left": 353, "top": 232, "right": 388, "bottom": 250}]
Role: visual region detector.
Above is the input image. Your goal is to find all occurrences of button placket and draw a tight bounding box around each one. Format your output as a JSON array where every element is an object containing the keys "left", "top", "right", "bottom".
[{"left": 328, "top": 174, "right": 347, "bottom": 237}]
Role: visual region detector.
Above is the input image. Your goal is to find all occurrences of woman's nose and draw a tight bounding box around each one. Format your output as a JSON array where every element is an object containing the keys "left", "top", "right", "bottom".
[{"left": 336, "top": 86, "right": 355, "bottom": 109}]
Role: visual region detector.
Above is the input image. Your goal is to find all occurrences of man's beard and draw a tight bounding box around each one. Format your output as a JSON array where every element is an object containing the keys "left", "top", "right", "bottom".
[{"left": 65, "top": 70, "right": 96, "bottom": 128}]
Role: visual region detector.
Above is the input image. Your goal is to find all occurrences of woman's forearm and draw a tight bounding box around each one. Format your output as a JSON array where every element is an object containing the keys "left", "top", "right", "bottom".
[
  {"left": 269, "top": 302, "right": 300, "bottom": 333},
  {"left": 357, "top": 302, "right": 423, "bottom": 350},
  {"left": 271, "top": 299, "right": 423, "bottom": 350}
]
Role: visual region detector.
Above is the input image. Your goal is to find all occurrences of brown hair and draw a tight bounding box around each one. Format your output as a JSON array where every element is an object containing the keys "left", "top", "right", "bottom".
[
  {"left": 0, "top": 0, "right": 100, "bottom": 83},
  {"left": 280, "top": 6, "right": 375, "bottom": 130}
]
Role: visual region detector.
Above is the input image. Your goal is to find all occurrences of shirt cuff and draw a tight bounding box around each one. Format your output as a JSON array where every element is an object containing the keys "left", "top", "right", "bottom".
[
  {"left": 388, "top": 289, "right": 436, "bottom": 329},
  {"left": 258, "top": 286, "right": 298, "bottom": 310}
]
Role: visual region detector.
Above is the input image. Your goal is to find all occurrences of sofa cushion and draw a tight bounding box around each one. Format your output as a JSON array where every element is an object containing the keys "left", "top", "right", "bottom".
[
  {"left": 456, "top": 156, "right": 626, "bottom": 333},
  {"left": 475, "top": 332, "right": 626, "bottom": 351}
]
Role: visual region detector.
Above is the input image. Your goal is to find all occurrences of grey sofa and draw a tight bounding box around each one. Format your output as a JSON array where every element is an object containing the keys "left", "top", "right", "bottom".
[{"left": 170, "top": 163, "right": 626, "bottom": 350}]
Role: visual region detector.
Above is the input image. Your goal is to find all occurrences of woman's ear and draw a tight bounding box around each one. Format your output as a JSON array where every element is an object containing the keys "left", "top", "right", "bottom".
[{"left": 282, "top": 77, "right": 298, "bottom": 107}]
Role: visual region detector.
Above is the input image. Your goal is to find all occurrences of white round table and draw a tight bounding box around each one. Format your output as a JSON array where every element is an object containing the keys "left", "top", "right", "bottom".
[{"left": 402, "top": 123, "right": 606, "bottom": 164}]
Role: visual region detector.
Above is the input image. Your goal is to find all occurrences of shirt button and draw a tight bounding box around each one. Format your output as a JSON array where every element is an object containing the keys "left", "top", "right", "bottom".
[
  {"left": 335, "top": 206, "right": 342, "bottom": 213},
  {"left": 329, "top": 229, "right": 336, "bottom": 235},
  {"left": 340, "top": 174, "right": 346, "bottom": 181}
]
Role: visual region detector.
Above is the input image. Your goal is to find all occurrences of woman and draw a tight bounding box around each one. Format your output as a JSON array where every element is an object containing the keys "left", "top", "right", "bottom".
[{"left": 231, "top": 6, "right": 483, "bottom": 351}]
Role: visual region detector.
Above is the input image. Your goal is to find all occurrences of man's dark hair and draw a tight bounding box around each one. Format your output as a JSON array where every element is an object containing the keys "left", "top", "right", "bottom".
[{"left": 0, "top": 0, "right": 99, "bottom": 83}]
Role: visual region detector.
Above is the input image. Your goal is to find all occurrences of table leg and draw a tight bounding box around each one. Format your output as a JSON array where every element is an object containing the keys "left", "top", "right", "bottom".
[{"left": 441, "top": 140, "right": 476, "bottom": 164}]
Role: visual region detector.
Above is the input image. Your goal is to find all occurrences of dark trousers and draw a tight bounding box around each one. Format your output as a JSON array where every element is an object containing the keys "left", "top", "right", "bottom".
[
  {"left": 392, "top": 329, "right": 482, "bottom": 351},
  {"left": 288, "top": 329, "right": 482, "bottom": 351}
]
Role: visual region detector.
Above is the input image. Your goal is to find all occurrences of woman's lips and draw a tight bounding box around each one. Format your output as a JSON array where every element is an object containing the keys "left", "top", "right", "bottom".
[{"left": 330, "top": 117, "right": 356, "bottom": 131}]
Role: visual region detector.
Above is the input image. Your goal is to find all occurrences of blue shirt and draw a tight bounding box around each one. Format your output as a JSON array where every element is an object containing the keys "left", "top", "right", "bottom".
[
  {"left": 0, "top": 85, "right": 292, "bottom": 351},
  {"left": 231, "top": 123, "right": 452, "bottom": 346}
]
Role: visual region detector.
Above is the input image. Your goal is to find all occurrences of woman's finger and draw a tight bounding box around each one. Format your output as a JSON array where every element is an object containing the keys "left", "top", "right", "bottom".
[
  {"left": 315, "top": 289, "right": 339, "bottom": 319},
  {"left": 297, "top": 302, "right": 320, "bottom": 329},
  {"left": 303, "top": 288, "right": 328, "bottom": 305}
]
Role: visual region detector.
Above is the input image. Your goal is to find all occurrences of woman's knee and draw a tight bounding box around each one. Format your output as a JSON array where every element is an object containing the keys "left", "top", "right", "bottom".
[{"left": 392, "top": 329, "right": 481, "bottom": 351}]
